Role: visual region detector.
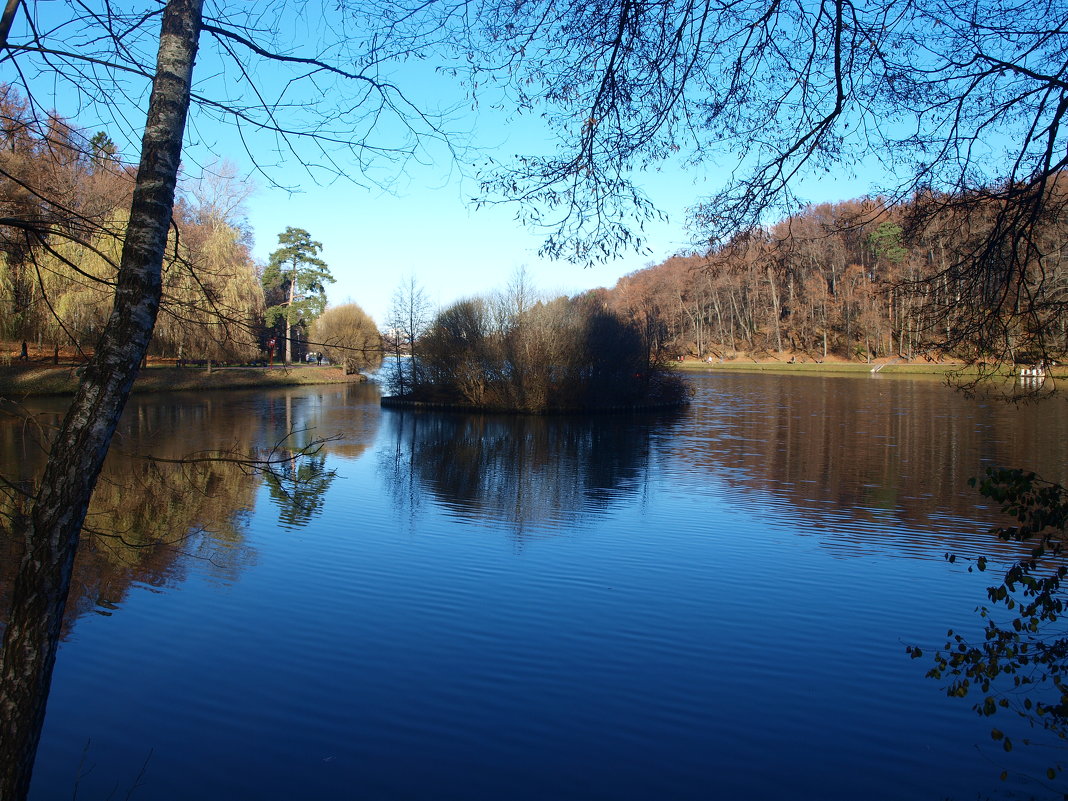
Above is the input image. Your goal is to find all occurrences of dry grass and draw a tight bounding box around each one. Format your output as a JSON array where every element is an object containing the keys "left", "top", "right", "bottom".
[{"left": 0, "top": 364, "right": 366, "bottom": 397}]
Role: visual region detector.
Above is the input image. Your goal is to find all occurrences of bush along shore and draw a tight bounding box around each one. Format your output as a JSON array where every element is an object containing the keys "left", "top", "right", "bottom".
[{"left": 381, "top": 295, "right": 691, "bottom": 414}]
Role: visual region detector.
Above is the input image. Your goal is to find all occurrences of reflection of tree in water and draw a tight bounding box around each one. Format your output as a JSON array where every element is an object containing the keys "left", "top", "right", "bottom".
[
  {"left": 303, "top": 383, "right": 381, "bottom": 462},
  {"left": 379, "top": 409, "right": 683, "bottom": 539},
  {"left": 1, "top": 385, "right": 379, "bottom": 627},
  {"left": 254, "top": 384, "right": 378, "bottom": 530},
  {"left": 0, "top": 395, "right": 264, "bottom": 635},
  {"left": 263, "top": 451, "right": 337, "bottom": 530},
  {"left": 675, "top": 374, "right": 1068, "bottom": 558},
  {"left": 258, "top": 383, "right": 381, "bottom": 462},
  {"left": 0, "top": 387, "right": 373, "bottom": 798}
]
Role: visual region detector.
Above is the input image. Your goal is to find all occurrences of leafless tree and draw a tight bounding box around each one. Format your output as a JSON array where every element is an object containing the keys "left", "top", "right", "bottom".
[{"left": 384, "top": 273, "right": 433, "bottom": 395}]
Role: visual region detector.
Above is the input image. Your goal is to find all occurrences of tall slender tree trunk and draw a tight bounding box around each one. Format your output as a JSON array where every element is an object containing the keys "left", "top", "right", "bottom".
[
  {"left": 286, "top": 268, "right": 296, "bottom": 363},
  {"left": 0, "top": 4, "right": 203, "bottom": 799},
  {"left": 767, "top": 265, "right": 783, "bottom": 352}
]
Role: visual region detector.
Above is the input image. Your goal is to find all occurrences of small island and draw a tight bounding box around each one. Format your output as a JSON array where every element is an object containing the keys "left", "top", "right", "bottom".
[{"left": 381, "top": 290, "right": 690, "bottom": 414}]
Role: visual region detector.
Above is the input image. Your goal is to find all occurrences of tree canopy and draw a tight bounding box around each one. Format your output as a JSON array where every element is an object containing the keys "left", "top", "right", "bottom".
[
  {"left": 450, "top": 0, "right": 1068, "bottom": 369},
  {"left": 309, "top": 302, "right": 383, "bottom": 374}
]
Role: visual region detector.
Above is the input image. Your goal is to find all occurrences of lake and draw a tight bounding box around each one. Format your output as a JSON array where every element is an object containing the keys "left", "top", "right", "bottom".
[{"left": 2, "top": 371, "right": 1067, "bottom": 800}]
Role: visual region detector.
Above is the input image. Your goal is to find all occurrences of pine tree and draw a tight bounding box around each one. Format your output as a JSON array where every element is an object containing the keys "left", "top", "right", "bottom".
[{"left": 262, "top": 227, "right": 334, "bottom": 363}]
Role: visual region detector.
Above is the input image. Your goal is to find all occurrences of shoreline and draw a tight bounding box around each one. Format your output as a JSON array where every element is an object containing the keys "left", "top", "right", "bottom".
[
  {"left": 672, "top": 357, "right": 1065, "bottom": 379},
  {"left": 0, "top": 364, "right": 368, "bottom": 397},
  {"left": 3, "top": 358, "right": 1060, "bottom": 398},
  {"left": 380, "top": 395, "right": 690, "bottom": 415}
]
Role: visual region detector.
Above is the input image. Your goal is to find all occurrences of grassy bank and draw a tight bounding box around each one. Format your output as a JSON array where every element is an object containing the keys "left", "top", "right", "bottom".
[
  {"left": 0, "top": 365, "right": 368, "bottom": 397},
  {"left": 672, "top": 358, "right": 1062, "bottom": 379}
]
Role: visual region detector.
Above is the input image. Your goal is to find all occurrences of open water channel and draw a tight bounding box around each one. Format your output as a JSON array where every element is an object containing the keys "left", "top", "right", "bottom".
[{"left": 2, "top": 370, "right": 1067, "bottom": 800}]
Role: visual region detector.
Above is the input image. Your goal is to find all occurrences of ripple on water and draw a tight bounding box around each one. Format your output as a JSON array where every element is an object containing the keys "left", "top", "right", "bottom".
[{"left": 18, "top": 376, "right": 1068, "bottom": 801}]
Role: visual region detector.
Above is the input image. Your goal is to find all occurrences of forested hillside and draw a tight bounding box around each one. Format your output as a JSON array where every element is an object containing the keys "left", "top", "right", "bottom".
[{"left": 601, "top": 192, "right": 1068, "bottom": 364}]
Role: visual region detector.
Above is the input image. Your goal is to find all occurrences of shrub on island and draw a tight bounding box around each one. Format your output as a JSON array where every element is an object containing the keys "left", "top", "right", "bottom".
[{"left": 383, "top": 293, "right": 689, "bottom": 413}]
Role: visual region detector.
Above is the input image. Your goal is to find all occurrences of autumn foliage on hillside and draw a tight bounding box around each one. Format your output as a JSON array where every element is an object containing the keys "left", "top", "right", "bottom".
[{"left": 604, "top": 193, "right": 1068, "bottom": 366}]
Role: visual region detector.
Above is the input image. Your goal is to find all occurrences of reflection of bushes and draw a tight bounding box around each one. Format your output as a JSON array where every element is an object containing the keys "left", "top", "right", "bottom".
[
  {"left": 84, "top": 454, "right": 252, "bottom": 558},
  {"left": 380, "top": 407, "right": 683, "bottom": 533},
  {"left": 1, "top": 386, "right": 382, "bottom": 632},
  {"left": 0, "top": 452, "right": 257, "bottom": 633},
  {"left": 396, "top": 294, "right": 689, "bottom": 412}
]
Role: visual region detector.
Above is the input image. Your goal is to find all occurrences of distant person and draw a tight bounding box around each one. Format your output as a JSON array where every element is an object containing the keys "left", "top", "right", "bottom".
[{"left": 316, "top": 352, "right": 323, "bottom": 366}]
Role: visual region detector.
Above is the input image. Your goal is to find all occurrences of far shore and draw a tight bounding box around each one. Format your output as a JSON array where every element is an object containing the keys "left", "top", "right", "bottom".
[
  {"left": 0, "top": 363, "right": 369, "bottom": 397},
  {"left": 673, "top": 355, "right": 1065, "bottom": 379},
  {"left": 2, "top": 353, "right": 1061, "bottom": 398}
]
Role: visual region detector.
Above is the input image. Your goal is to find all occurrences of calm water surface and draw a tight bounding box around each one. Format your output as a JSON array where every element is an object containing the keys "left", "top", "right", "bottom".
[{"left": 3, "top": 372, "right": 1067, "bottom": 800}]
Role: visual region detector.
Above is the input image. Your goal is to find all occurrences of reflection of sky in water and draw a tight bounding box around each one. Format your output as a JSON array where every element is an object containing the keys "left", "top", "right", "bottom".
[{"left": 6, "top": 374, "right": 1068, "bottom": 801}]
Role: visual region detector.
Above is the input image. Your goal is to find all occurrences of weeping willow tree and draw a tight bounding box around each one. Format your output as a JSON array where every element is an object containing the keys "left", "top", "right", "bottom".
[
  {"left": 27, "top": 215, "right": 124, "bottom": 359},
  {"left": 0, "top": 253, "right": 22, "bottom": 343},
  {"left": 1, "top": 208, "right": 263, "bottom": 365},
  {"left": 308, "top": 302, "right": 382, "bottom": 374},
  {"left": 154, "top": 218, "right": 265, "bottom": 366}
]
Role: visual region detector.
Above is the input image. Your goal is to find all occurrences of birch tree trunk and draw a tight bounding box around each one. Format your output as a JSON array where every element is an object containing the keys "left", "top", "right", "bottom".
[{"left": 0, "top": 3, "right": 203, "bottom": 798}]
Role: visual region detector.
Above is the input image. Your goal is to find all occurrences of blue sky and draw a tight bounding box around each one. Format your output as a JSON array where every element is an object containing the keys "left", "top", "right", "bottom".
[
  {"left": 191, "top": 49, "right": 724, "bottom": 325},
  {"left": 237, "top": 145, "right": 868, "bottom": 326},
  {"left": 226, "top": 83, "right": 867, "bottom": 325},
  {"left": 241, "top": 159, "right": 708, "bottom": 326}
]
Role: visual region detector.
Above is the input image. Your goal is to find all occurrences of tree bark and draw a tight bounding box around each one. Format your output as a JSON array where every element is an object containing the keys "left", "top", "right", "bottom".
[
  {"left": 767, "top": 265, "right": 783, "bottom": 352},
  {"left": 0, "top": 3, "right": 203, "bottom": 799},
  {"left": 0, "top": 0, "right": 21, "bottom": 49}
]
